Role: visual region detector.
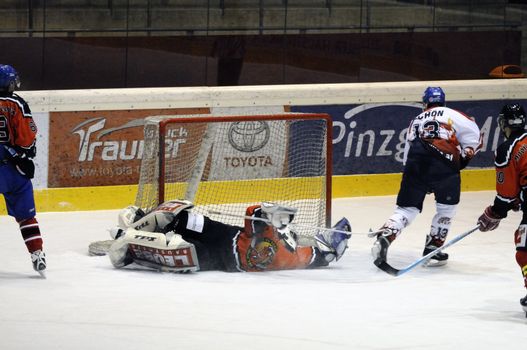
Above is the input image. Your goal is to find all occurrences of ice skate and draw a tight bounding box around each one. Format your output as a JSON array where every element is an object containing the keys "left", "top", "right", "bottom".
[
  {"left": 521, "top": 295, "right": 527, "bottom": 318},
  {"left": 371, "top": 223, "right": 398, "bottom": 260},
  {"left": 371, "top": 235, "right": 392, "bottom": 261},
  {"left": 31, "top": 250, "right": 46, "bottom": 278},
  {"left": 422, "top": 245, "right": 449, "bottom": 267}
]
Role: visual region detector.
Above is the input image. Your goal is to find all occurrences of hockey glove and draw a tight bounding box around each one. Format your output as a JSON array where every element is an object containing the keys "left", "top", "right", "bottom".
[
  {"left": 477, "top": 206, "right": 503, "bottom": 232},
  {"left": 459, "top": 147, "right": 475, "bottom": 170},
  {"left": 14, "top": 157, "right": 35, "bottom": 179},
  {"left": 4, "top": 145, "right": 35, "bottom": 179},
  {"left": 261, "top": 202, "right": 297, "bottom": 229},
  {"left": 512, "top": 198, "right": 521, "bottom": 212}
]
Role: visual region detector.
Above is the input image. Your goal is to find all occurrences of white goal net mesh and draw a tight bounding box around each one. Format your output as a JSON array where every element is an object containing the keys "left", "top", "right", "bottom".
[{"left": 135, "top": 113, "right": 332, "bottom": 236}]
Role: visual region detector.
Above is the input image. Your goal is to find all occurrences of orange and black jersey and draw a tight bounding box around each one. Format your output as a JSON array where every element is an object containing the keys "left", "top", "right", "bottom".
[
  {"left": 493, "top": 130, "right": 527, "bottom": 219},
  {"left": 0, "top": 93, "right": 37, "bottom": 155},
  {"left": 233, "top": 205, "right": 324, "bottom": 272},
  {"left": 167, "top": 204, "right": 329, "bottom": 272}
]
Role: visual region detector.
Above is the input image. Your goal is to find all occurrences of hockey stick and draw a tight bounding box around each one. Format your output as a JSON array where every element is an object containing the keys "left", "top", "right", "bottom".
[
  {"left": 374, "top": 225, "right": 480, "bottom": 277},
  {"left": 206, "top": 210, "right": 353, "bottom": 235}
]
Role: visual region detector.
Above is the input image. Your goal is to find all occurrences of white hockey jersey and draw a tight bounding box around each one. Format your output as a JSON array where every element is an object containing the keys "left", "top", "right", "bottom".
[{"left": 403, "top": 106, "right": 481, "bottom": 166}]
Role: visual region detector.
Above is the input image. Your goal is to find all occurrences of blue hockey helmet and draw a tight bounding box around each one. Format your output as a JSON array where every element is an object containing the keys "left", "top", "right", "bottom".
[
  {"left": 422, "top": 87, "right": 445, "bottom": 106},
  {"left": 0, "top": 64, "right": 21, "bottom": 93}
]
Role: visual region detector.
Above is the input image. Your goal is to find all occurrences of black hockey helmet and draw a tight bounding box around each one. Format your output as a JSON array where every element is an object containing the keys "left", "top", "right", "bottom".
[{"left": 498, "top": 103, "right": 526, "bottom": 134}]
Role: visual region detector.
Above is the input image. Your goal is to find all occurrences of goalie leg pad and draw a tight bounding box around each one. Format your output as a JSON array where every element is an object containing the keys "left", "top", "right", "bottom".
[
  {"left": 146, "top": 200, "right": 195, "bottom": 232},
  {"left": 130, "top": 236, "right": 200, "bottom": 273},
  {"left": 117, "top": 205, "right": 145, "bottom": 229},
  {"left": 129, "top": 230, "right": 199, "bottom": 272},
  {"left": 108, "top": 228, "right": 200, "bottom": 272},
  {"left": 155, "top": 199, "right": 194, "bottom": 214}
]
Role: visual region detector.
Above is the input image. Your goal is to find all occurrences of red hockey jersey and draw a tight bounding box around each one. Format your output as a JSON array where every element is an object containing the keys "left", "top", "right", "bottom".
[{"left": 0, "top": 93, "right": 37, "bottom": 152}]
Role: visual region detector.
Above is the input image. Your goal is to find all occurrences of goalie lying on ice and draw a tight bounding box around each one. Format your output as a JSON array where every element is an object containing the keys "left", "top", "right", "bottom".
[{"left": 106, "top": 200, "right": 351, "bottom": 273}]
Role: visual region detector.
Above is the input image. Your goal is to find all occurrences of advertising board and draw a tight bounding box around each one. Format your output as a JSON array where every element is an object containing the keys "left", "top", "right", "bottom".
[
  {"left": 293, "top": 100, "right": 522, "bottom": 174},
  {"left": 48, "top": 108, "right": 209, "bottom": 187}
]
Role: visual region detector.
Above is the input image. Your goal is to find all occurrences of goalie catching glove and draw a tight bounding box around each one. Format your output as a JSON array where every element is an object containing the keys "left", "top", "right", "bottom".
[{"left": 260, "top": 202, "right": 298, "bottom": 229}]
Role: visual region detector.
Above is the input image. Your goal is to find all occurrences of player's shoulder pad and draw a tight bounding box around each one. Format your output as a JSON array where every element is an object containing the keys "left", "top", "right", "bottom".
[
  {"left": 10, "top": 93, "right": 32, "bottom": 116},
  {"left": 495, "top": 133, "right": 527, "bottom": 168}
]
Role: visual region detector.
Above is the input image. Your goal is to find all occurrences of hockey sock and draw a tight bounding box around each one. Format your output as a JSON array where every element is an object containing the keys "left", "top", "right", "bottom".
[
  {"left": 17, "top": 217, "right": 43, "bottom": 253},
  {"left": 382, "top": 206, "right": 419, "bottom": 238},
  {"left": 427, "top": 203, "right": 457, "bottom": 247}
]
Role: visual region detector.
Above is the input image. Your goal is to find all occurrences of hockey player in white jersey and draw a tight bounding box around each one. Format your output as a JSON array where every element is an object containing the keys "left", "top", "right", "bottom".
[{"left": 372, "top": 86, "right": 482, "bottom": 267}]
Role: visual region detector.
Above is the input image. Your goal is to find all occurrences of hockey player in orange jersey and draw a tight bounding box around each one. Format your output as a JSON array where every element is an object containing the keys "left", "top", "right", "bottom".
[
  {"left": 0, "top": 64, "right": 46, "bottom": 277},
  {"left": 106, "top": 200, "right": 351, "bottom": 273},
  {"left": 477, "top": 103, "right": 527, "bottom": 317}
]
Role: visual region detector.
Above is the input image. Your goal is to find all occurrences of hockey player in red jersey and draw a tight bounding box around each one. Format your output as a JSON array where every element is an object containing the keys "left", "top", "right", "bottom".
[
  {"left": 106, "top": 200, "right": 351, "bottom": 273},
  {"left": 0, "top": 64, "right": 46, "bottom": 276},
  {"left": 477, "top": 103, "right": 527, "bottom": 316},
  {"left": 372, "top": 86, "right": 482, "bottom": 268}
]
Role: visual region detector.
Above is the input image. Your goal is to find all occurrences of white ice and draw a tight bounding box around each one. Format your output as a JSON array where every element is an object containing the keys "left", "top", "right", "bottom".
[{"left": 0, "top": 191, "right": 526, "bottom": 350}]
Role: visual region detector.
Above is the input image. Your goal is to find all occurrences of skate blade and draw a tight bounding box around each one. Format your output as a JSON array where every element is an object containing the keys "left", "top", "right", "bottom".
[
  {"left": 371, "top": 244, "right": 381, "bottom": 259},
  {"left": 37, "top": 270, "right": 47, "bottom": 279},
  {"left": 422, "top": 259, "right": 448, "bottom": 267}
]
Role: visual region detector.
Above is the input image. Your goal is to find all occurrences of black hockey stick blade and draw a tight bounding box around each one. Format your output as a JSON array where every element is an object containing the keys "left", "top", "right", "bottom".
[
  {"left": 374, "top": 225, "right": 479, "bottom": 277},
  {"left": 374, "top": 257, "right": 401, "bottom": 276}
]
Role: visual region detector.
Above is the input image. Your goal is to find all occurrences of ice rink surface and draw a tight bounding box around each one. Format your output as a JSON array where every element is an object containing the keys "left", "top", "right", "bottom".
[{"left": 1, "top": 191, "right": 526, "bottom": 350}]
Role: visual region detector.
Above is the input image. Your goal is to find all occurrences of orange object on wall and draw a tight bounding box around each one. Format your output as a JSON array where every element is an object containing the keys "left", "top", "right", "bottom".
[{"left": 489, "top": 65, "right": 525, "bottom": 78}]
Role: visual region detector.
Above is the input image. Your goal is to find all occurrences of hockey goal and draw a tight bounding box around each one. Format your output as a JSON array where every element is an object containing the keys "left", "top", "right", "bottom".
[{"left": 135, "top": 113, "right": 332, "bottom": 236}]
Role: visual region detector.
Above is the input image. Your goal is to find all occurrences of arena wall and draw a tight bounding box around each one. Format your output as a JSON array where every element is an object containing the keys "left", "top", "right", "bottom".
[{"left": 2, "top": 79, "right": 526, "bottom": 213}]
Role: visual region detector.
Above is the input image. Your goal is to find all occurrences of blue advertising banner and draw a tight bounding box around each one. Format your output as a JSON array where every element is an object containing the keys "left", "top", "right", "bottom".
[{"left": 292, "top": 100, "right": 526, "bottom": 175}]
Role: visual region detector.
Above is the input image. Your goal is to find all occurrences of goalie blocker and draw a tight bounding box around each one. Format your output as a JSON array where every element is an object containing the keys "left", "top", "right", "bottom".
[{"left": 100, "top": 200, "right": 352, "bottom": 273}]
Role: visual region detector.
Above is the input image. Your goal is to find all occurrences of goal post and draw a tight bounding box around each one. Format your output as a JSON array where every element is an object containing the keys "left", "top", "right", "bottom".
[{"left": 135, "top": 113, "right": 333, "bottom": 236}]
